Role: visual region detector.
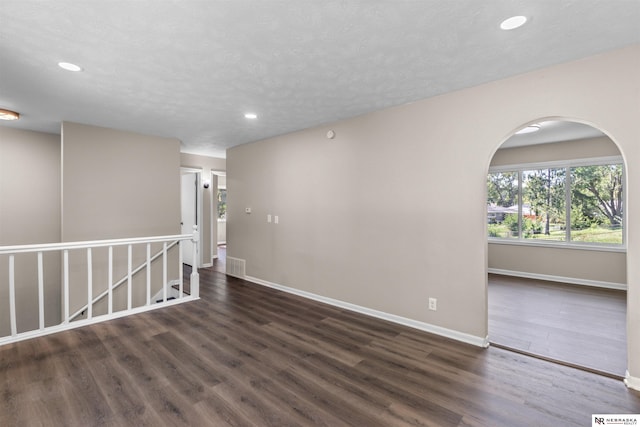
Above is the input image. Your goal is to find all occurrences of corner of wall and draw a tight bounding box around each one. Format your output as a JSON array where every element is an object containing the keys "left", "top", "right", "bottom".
[{"left": 624, "top": 371, "right": 640, "bottom": 391}]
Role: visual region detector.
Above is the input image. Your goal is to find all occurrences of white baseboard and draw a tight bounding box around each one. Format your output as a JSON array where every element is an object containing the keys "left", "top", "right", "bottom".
[
  {"left": 625, "top": 371, "right": 640, "bottom": 391},
  {"left": 488, "top": 268, "right": 626, "bottom": 291},
  {"left": 245, "top": 275, "right": 488, "bottom": 348}
]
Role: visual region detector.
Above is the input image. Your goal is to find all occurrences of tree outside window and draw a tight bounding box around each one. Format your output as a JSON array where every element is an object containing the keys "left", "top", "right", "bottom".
[
  {"left": 570, "top": 164, "right": 623, "bottom": 243},
  {"left": 522, "top": 168, "right": 565, "bottom": 240},
  {"left": 487, "top": 172, "right": 519, "bottom": 238}
]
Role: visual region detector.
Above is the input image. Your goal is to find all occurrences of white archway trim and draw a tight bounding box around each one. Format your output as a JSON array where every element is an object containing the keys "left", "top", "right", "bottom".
[{"left": 485, "top": 116, "right": 631, "bottom": 384}]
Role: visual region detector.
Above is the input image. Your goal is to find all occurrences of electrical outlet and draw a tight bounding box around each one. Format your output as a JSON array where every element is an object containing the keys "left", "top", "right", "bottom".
[{"left": 428, "top": 297, "right": 437, "bottom": 311}]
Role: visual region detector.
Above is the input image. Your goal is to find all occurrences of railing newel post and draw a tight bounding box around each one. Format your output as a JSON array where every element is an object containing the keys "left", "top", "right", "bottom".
[
  {"left": 63, "top": 250, "right": 69, "bottom": 324},
  {"left": 178, "top": 238, "right": 183, "bottom": 298},
  {"left": 127, "top": 244, "right": 132, "bottom": 310},
  {"left": 191, "top": 225, "right": 200, "bottom": 299},
  {"left": 9, "top": 255, "right": 17, "bottom": 336},
  {"left": 146, "top": 243, "right": 151, "bottom": 306},
  {"left": 162, "top": 242, "right": 168, "bottom": 302},
  {"left": 87, "top": 248, "right": 93, "bottom": 320},
  {"left": 37, "top": 252, "right": 45, "bottom": 330},
  {"left": 108, "top": 246, "right": 113, "bottom": 315}
]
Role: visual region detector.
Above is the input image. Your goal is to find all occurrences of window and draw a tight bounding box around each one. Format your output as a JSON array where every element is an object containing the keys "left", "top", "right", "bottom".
[
  {"left": 217, "top": 189, "right": 227, "bottom": 220},
  {"left": 488, "top": 158, "right": 623, "bottom": 246},
  {"left": 487, "top": 171, "right": 519, "bottom": 239},
  {"left": 570, "top": 164, "right": 623, "bottom": 244},
  {"left": 522, "top": 167, "right": 566, "bottom": 241}
]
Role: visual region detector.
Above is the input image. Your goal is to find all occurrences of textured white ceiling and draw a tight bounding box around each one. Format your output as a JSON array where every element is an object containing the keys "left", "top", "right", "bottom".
[{"left": 0, "top": 1, "right": 638, "bottom": 158}]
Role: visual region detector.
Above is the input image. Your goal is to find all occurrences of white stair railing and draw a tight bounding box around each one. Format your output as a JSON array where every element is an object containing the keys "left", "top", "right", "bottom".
[
  {"left": 68, "top": 240, "right": 180, "bottom": 322},
  {"left": 0, "top": 227, "right": 200, "bottom": 346}
]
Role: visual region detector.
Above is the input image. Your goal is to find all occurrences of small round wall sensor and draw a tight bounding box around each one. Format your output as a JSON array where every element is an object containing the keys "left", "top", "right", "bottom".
[{"left": 326, "top": 130, "right": 336, "bottom": 139}]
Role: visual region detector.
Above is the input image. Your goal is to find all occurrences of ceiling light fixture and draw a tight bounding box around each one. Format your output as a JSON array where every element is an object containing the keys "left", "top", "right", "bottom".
[
  {"left": 244, "top": 113, "right": 257, "bottom": 119},
  {"left": 58, "top": 62, "right": 83, "bottom": 72},
  {"left": 0, "top": 108, "right": 20, "bottom": 120},
  {"left": 500, "top": 15, "right": 527, "bottom": 30},
  {"left": 516, "top": 124, "right": 541, "bottom": 134}
]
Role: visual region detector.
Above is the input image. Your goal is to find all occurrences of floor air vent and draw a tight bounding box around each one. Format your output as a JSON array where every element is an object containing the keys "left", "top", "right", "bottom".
[{"left": 226, "top": 257, "right": 246, "bottom": 278}]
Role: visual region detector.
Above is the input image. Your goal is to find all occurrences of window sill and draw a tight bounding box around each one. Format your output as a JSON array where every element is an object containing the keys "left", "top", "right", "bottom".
[{"left": 488, "top": 238, "right": 626, "bottom": 253}]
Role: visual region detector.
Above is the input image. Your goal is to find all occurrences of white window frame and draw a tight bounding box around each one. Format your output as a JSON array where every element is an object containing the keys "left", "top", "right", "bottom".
[{"left": 488, "top": 156, "right": 626, "bottom": 252}]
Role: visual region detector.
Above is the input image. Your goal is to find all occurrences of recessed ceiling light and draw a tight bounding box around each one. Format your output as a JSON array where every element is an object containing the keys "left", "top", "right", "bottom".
[
  {"left": 500, "top": 15, "right": 527, "bottom": 30},
  {"left": 244, "top": 113, "right": 257, "bottom": 119},
  {"left": 0, "top": 108, "right": 20, "bottom": 120},
  {"left": 516, "top": 124, "right": 541, "bottom": 134},
  {"left": 58, "top": 62, "right": 83, "bottom": 72}
]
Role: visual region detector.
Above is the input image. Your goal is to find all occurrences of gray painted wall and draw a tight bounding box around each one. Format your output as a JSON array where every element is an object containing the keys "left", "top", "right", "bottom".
[
  {"left": 61, "top": 122, "right": 182, "bottom": 317},
  {"left": 62, "top": 122, "right": 181, "bottom": 241},
  {"left": 227, "top": 45, "right": 640, "bottom": 378},
  {"left": 0, "top": 127, "right": 61, "bottom": 334}
]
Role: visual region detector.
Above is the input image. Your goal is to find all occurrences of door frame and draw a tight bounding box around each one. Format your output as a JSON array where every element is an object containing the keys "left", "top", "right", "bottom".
[{"left": 181, "top": 167, "right": 204, "bottom": 268}]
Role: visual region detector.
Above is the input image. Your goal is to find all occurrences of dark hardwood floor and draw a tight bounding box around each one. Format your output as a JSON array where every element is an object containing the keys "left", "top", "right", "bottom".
[
  {"left": 1, "top": 267, "right": 638, "bottom": 426},
  {"left": 488, "top": 274, "right": 627, "bottom": 378},
  {"left": 213, "top": 244, "right": 226, "bottom": 273}
]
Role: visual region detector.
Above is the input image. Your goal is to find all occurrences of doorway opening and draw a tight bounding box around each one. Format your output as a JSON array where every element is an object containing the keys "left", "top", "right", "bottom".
[
  {"left": 181, "top": 168, "right": 203, "bottom": 268},
  {"left": 486, "top": 119, "right": 628, "bottom": 378},
  {"left": 212, "top": 171, "right": 226, "bottom": 273}
]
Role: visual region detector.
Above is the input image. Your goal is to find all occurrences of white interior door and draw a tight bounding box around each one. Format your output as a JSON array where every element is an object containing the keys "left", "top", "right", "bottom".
[{"left": 181, "top": 172, "right": 197, "bottom": 266}]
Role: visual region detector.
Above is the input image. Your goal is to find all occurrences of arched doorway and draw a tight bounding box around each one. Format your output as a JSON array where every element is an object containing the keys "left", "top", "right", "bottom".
[{"left": 486, "top": 119, "right": 628, "bottom": 378}]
